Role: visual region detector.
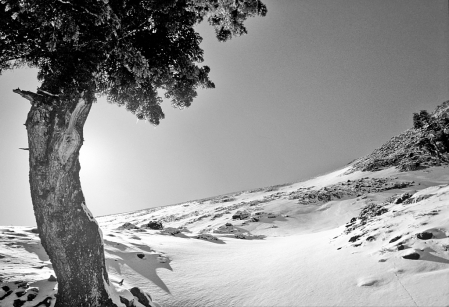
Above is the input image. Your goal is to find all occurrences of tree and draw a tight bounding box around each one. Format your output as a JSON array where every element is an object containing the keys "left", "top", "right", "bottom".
[
  {"left": 0, "top": 0, "right": 266, "bottom": 306},
  {"left": 413, "top": 110, "right": 431, "bottom": 129},
  {"left": 413, "top": 112, "right": 423, "bottom": 129}
]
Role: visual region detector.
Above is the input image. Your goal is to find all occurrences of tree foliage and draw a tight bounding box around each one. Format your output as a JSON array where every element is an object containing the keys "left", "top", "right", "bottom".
[
  {"left": 413, "top": 110, "right": 431, "bottom": 129},
  {"left": 0, "top": 0, "right": 266, "bottom": 124}
]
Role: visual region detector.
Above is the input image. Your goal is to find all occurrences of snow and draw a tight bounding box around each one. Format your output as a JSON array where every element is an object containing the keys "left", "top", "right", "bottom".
[{"left": 1, "top": 165, "right": 449, "bottom": 306}]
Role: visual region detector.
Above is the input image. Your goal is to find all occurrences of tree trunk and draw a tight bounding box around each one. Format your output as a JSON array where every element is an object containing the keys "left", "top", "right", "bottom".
[{"left": 18, "top": 90, "right": 117, "bottom": 307}]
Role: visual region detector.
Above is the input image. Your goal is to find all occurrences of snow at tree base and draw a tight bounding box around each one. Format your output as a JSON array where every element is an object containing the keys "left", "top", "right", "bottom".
[{"left": 1, "top": 101, "right": 449, "bottom": 306}]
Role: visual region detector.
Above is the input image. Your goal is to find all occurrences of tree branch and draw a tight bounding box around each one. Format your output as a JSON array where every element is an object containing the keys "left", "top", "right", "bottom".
[
  {"left": 56, "top": 0, "right": 101, "bottom": 19},
  {"left": 119, "top": 19, "right": 155, "bottom": 41},
  {"left": 2, "top": 56, "right": 25, "bottom": 62},
  {"left": 37, "top": 89, "right": 60, "bottom": 97},
  {"left": 12, "top": 88, "right": 42, "bottom": 103}
]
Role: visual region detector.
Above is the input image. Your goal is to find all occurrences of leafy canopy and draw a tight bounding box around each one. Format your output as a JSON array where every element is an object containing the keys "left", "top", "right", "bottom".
[{"left": 0, "top": 0, "right": 266, "bottom": 124}]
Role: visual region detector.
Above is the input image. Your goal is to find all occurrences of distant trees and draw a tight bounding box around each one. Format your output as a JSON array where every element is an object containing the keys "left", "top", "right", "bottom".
[
  {"left": 413, "top": 110, "right": 431, "bottom": 129},
  {"left": 413, "top": 106, "right": 449, "bottom": 155},
  {"left": 0, "top": 0, "right": 266, "bottom": 305}
]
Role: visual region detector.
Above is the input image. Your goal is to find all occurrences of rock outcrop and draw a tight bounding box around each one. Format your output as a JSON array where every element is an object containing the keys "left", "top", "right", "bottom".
[
  {"left": 349, "top": 101, "right": 449, "bottom": 172},
  {"left": 141, "top": 220, "right": 163, "bottom": 230},
  {"left": 288, "top": 177, "right": 413, "bottom": 205},
  {"left": 117, "top": 222, "right": 140, "bottom": 230}
]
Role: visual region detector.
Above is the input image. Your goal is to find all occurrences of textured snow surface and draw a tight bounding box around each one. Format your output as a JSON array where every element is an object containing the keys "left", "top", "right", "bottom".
[{"left": 1, "top": 166, "right": 449, "bottom": 306}]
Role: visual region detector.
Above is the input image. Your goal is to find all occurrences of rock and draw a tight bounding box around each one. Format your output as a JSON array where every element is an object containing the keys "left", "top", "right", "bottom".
[
  {"left": 117, "top": 222, "right": 139, "bottom": 230},
  {"left": 16, "top": 291, "right": 26, "bottom": 297},
  {"left": 345, "top": 202, "right": 390, "bottom": 235},
  {"left": 402, "top": 252, "right": 420, "bottom": 260},
  {"left": 15, "top": 282, "right": 28, "bottom": 289},
  {"left": 359, "top": 204, "right": 388, "bottom": 220},
  {"left": 0, "top": 290, "right": 13, "bottom": 300},
  {"left": 417, "top": 231, "right": 433, "bottom": 240},
  {"left": 143, "top": 221, "right": 163, "bottom": 230},
  {"left": 177, "top": 227, "right": 190, "bottom": 233},
  {"left": 48, "top": 275, "right": 57, "bottom": 282},
  {"left": 232, "top": 210, "right": 250, "bottom": 220},
  {"left": 196, "top": 234, "right": 220, "bottom": 241},
  {"left": 161, "top": 227, "right": 180, "bottom": 236},
  {"left": 157, "top": 255, "right": 168, "bottom": 263},
  {"left": 32, "top": 297, "right": 52, "bottom": 307},
  {"left": 389, "top": 235, "right": 402, "bottom": 243},
  {"left": 366, "top": 236, "right": 376, "bottom": 242},
  {"left": 130, "top": 287, "right": 153, "bottom": 307},
  {"left": 119, "top": 296, "right": 133, "bottom": 307},
  {"left": 13, "top": 299, "right": 26, "bottom": 307},
  {"left": 212, "top": 213, "right": 223, "bottom": 220},
  {"left": 27, "top": 293, "right": 37, "bottom": 301},
  {"left": 393, "top": 193, "right": 412, "bottom": 204},
  {"left": 213, "top": 224, "right": 238, "bottom": 234},
  {"left": 398, "top": 162, "right": 421, "bottom": 172},
  {"left": 136, "top": 253, "right": 145, "bottom": 259},
  {"left": 397, "top": 245, "right": 405, "bottom": 251},
  {"left": 349, "top": 235, "right": 362, "bottom": 243},
  {"left": 234, "top": 233, "right": 265, "bottom": 240},
  {"left": 415, "top": 194, "right": 432, "bottom": 203},
  {"left": 211, "top": 196, "right": 236, "bottom": 204}
]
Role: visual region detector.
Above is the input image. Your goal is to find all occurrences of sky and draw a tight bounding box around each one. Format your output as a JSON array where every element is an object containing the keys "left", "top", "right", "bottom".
[{"left": 0, "top": 0, "right": 448, "bottom": 226}]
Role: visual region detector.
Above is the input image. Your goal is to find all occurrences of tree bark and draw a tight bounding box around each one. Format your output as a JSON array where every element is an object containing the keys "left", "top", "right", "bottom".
[{"left": 19, "top": 90, "right": 117, "bottom": 307}]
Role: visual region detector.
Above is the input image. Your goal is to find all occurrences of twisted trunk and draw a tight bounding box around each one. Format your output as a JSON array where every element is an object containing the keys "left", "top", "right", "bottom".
[{"left": 18, "top": 89, "right": 116, "bottom": 307}]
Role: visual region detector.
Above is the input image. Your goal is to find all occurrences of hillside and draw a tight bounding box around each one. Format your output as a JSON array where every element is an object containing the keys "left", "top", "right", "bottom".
[
  {"left": 350, "top": 101, "right": 449, "bottom": 172},
  {"left": 1, "top": 102, "right": 449, "bottom": 307}
]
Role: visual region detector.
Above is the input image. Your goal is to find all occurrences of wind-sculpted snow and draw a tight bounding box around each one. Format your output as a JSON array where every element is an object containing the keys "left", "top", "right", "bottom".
[
  {"left": 2, "top": 166, "right": 449, "bottom": 305},
  {"left": 335, "top": 184, "right": 449, "bottom": 265},
  {"left": 97, "top": 167, "right": 449, "bottom": 306}
]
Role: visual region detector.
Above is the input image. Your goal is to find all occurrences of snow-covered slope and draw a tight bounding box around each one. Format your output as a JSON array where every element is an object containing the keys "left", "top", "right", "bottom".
[
  {"left": 2, "top": 101, "right": 449, "bottom": 306},
  {"left": 1, "top": 164, "right": 449, "bottom": 306}
]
